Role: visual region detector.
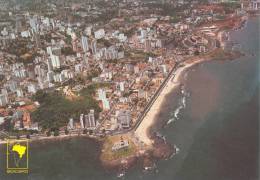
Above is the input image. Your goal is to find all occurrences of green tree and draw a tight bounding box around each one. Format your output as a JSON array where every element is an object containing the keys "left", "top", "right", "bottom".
[{"left": 54, "top": 129, "right": 59, "bottom": 136}]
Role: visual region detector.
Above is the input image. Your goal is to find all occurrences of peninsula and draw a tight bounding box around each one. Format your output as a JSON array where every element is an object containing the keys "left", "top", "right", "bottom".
[{"left": 0, "top": 0, "right": 254, "bottom": 173}]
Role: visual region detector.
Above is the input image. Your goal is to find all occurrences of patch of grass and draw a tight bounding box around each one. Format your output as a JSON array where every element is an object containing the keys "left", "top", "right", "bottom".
[{"left": 101, "top": 135, "right": 137, "bottom": 161}]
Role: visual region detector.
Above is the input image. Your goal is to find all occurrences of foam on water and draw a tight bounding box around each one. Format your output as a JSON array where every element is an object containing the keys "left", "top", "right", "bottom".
[{"left": 167, "top": 87, "right": 188, "bottom": 125}]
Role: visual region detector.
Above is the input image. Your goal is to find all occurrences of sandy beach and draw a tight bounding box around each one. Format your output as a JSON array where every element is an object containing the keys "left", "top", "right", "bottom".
[{"left": 134, "top": 58, "right": 209, "bottom": 146}]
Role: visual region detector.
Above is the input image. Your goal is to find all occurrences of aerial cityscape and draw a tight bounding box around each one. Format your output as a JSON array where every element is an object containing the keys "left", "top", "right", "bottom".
[{"left": 0, "top": 0, "right": 259, "bottom": 179}]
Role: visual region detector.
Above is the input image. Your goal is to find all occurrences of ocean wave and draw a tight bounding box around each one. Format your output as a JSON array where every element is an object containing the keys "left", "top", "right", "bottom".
[
  {"left": 167, "top": 103, "right": 183, "bottom": 125},
  {"left": 165, "top": 83, "right": 190, "bottom": 126},
  {"left": 182, "top": 96, "right": 186, "bottom": 108},
  {"left": 167, "top": 88, "right": 189, "bottom": 125},
  {"left": 167, "top": 117, "right": 176, "bottom": 125},
  {"left": 168, "top": 145, "right": 180, "bottom": 159},
  {"left": 174, "top": 105, "right": 182, "bottom": 119}
]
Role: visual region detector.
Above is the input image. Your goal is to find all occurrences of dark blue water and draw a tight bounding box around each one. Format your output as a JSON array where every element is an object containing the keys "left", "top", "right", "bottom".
[
  {"left": 0, "top": 17, "right": 259, "bottom": 180},
  {"left": 153, "top": 17, "right": 259, "bottom": 180}
]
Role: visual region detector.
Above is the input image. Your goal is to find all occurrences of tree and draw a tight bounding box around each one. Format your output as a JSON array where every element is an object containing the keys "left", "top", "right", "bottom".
[
  {"left": 32, "top": 90, "right": 47, "bottom": 103},
  {"left": 83, "top": 129, "right": 87, "bottom": 134},
  {"left": 89, "top": 130, "right": 93, "bottom": 135},
  {"left": 54, "top": 130, "right": 59, "bottom": 136},
  {"left": 65, "top": 129, "right": 69, "bottom": 135},
  {"left": 46, "top": 131, "right": 51, "bottom": 137},
  {"left": 194, "top": 50, "right": 200, "bottom": 56},
  {"left": 31, "top": 91, "right": 101, "bottom": 130},
  {"left": 61, "top": 47, "right": 76, "bottom": 56}
]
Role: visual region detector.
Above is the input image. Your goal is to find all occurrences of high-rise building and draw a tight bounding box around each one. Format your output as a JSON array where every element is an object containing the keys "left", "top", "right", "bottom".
[
  {"left": 81, "top": 36, "right": 89, "bottom": 52},
  {"left": 98, "top": 89, "right": 106, "bottom": 100},
  {"left": 97, "top": 89, "right": 110, "bottom": 110},
  {"left": 8, "top": 81, "right": 18, "bottom": 92},
  {"left": 68, "top": 118, "right": 74, "bottom": 129},
  {"left": 103, "top": 99, "right": 110, "bottom": 110},
  {"left": 47, "top": 71, "right": 55, "bottom": 82},
  {"left": 15, "top": 16, "right": 22, "bottom": 33},
  {"left": 119, "top": 82, "right": 125, "bottom": 92},
  {"left": 34, "top": 65, "right": 46, "bottom": 78},
  {"left": 250, "top": 0, "right": 260, "bottom": 10},
  {"left": 1, "top": 89, "right": 8, "bottom": 95},
  {"left": 0, "top": 94, "right": 9, "bottom": 106},
  {"left": 144, "top": 39, "right": 152, "bottom": 52},
  {"left": 46, "top": 46, "right": 52, "bottom": 55},
  {"left": 117, "top": 110, "right": 131, "bottom": 129},
  {"left": 33, "top": 32, "right": 41, "bottom": 48},
  {"left": 16, "top": 89, "right": 24, "bottom": 98},
  {"left": 29, "top": 15, "right": 38, "bottom": 32},
  {"left": 50, "top": 55, "right": 61, "bottom": 69},
  {"left": 47, "top": 58, "right": 53, "bottom": 71},
  {"left": 80, "top": 114, "right": 84, "bottom": 129},
  {"left": 91, "top": 40, "right": 97, "bottom": 55},
  {"left": 85, "top": 109, "right": 96, "bottom": 130}
]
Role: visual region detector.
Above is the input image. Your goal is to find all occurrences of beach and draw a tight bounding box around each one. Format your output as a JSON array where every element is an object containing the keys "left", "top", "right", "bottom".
[
  {"left": 0, "top": 15, "right": 257, "bottom": 180},
  {"left": 133, "top": 14, "right": 248, "bottom": 146},
  {"left": 134, "top": 57, "right": 209, "bottom": 146}
]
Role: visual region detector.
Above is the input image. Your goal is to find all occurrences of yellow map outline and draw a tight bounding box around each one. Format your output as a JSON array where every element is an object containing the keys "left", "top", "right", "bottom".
[{"left": 6, "top": 139, "right": 29, "bottom": 171}]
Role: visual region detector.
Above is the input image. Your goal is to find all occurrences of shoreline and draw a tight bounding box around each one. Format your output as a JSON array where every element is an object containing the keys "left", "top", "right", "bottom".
[
  {"left": 0, "top": 133, "right": 99, "bottom": 145},
  {"left": 134, "top": 57, "right": 211, "bottom": 147},
  {"left": 99, "top": 56, "right": 215, "bottom": 171},
  {"left": 133, "top": 14, "right": 248, "bottom": 148},
  {"left": 0, "top": 12, "right": 248, "bottom": 173}
]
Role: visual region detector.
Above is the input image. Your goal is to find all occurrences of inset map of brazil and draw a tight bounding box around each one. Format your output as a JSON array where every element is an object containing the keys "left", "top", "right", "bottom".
[
  {"left": 7, "top": 139, "right": 29, "bottom": 173},
  {"left": 12, "top": 144, "right": 27, "bottom": 159}
]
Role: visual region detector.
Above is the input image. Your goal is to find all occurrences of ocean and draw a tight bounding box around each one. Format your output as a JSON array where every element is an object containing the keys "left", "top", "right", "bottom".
[{"left": 0, "top": 17, "right": 259, "bottom": 180}]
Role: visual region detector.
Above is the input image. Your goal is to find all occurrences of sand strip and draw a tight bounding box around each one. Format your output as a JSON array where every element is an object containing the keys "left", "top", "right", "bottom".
[{"left": 134, "top": 58, "right": 208, "bottom": 146}]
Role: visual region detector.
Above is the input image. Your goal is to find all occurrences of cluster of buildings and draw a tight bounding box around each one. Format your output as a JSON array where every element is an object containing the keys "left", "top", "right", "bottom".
[
  {"left": 68, "top": 109, "right": 98, "bottom": 130},
  {"left": 0, "top": 0, "right": 251, "bottom": 137}
]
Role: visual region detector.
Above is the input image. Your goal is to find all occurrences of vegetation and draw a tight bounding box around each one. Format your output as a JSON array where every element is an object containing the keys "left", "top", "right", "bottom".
[
  {"left": 53, "top": 129, "right": 59, "bottom": 136},
  {"left": 46, "top": 131, "right": 51, "bottom": 137},
  {"left": 194, "top": 50, "right": 200, "bottom": 56},
  {"left": 97, "top": 38, "right": 112, "bottom": 47},
  {"left": 87, "top": 68, "right": 102, "bottom": 80},
  {"left": 170, "top": 16, "right": 181, "bottom": 24},
  {"left": 125, "top": 49, "right": 157, "bottom": 62},
  {"left": 61, "top": 47, "right": 76, "bottom": 56},
  {"left": 0, "top": 74, "right": 5, "bottom": 82},
  {"left": 31, "top": 89, "right": 101, "bottom": 130}
]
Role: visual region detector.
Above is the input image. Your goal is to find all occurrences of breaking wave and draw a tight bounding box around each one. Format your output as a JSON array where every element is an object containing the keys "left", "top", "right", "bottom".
[{"left": 167, "top": 86, "right": 189, "bottom": 125}]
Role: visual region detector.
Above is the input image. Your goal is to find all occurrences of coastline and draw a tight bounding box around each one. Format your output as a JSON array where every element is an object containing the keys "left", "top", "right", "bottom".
[
  {"left": 133, "top": 14, "right": 249, "bottom": 148},
  {"left": 134, "top": 57, "right": 210, "bottom": 147},
  {"left": 99, "top": 55, "right": 217, "bottom": 171},
  {"left": 0, "top": 133, "right": 99, "bottom": 145},
  {"left": 133, "top": 46, "right": 245, "bottom": 150},
  {"left": 0, "top": 12, "right": 249, "bottom": 174}
]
